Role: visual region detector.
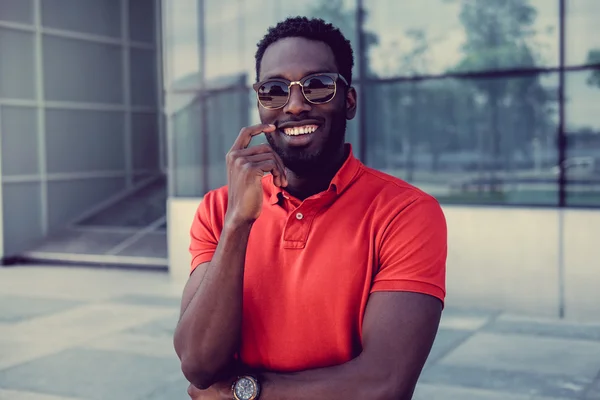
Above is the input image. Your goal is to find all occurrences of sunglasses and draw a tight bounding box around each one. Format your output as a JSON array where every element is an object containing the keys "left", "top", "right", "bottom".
[{"left": 252, "top": 73, "right": 349, "bottom": 110}]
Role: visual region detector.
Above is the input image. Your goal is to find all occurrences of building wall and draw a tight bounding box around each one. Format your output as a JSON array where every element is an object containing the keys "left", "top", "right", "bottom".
[
  {"left": 163, "top": 2, "right": 600, "bottom": 319},
  {"left": 0, "top": 0, "right": 162, "bottom": 257},
  {"left": 168, "top": 198, "right": 600, "bottom": 321}
]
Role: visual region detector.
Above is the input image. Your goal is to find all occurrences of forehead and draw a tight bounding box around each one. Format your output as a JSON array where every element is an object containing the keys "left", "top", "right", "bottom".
[{"left": 259, "top": 37, "right": 338, "bottom": 80}]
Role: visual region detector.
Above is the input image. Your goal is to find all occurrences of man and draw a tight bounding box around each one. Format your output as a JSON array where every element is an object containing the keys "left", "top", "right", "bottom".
[{"left": 174, "top": 16, "right": 446, "bottom": 400}]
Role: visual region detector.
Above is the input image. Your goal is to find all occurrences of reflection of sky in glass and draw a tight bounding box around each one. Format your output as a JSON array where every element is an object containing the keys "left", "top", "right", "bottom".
[
  {"left": 566, "top": 0, "right": 600, "bottom": 65},
  {"left": 165, "top": 0, "right": 199, "bottom": 88},
  {"left": 364, "top": 0, "right": 560, "bottom": 76},
  {"left": 566, "top": 71, "right": 600, "bottom": 131},
  {"left": 166, "top": 0, "right": 600, "bottom": 105}
]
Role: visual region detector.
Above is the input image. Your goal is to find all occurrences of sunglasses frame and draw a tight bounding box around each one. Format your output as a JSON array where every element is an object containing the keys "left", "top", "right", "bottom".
[{"left": 252, "top": 72, "right": 349, "bottom": 110}]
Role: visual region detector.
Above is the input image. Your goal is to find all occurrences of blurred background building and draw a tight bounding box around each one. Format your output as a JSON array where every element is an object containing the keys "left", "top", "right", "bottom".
[{"left": 0, "top": 0, "right": 599, "bottom": 320}]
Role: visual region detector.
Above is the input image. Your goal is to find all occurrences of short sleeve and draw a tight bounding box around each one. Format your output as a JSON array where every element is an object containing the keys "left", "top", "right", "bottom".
[
  {"left": 189, "top": 190, "right": 225, "bottom": 273},
  {"left": 371, "top": 195, "right": 447, "bottom": 304}
]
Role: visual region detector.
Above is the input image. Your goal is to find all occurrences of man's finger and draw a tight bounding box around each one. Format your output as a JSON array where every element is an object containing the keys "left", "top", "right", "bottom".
[
  {"left": 236, "top": 144, "right": 287, "bottom": 186},
  {"left": 244, "top": 153, "right": 286, "bottom": 187},
  {"left": 230, "top": 124, "right": 276, "bottom": 151}
]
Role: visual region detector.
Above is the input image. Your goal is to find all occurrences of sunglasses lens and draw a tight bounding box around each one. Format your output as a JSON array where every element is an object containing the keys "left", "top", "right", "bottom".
[
  {"left": 257, "top": 81, "right": 289, "bottom": 109},
  {"left": 303, "top": 76, "right": 336, "bottom": 103}
]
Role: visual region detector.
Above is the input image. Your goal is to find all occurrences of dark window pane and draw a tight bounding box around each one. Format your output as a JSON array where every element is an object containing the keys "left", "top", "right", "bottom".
[
  {"left": 41, "top": 0, "right": 121, "bottom": 38},
  {"left": 364, "top": 0, "right": 559, "bottom": 78},
  {"left": 0, "top": 106, "right": 38, "bottom": 176},
  {"left": 0, "top": 29, "right": 35, "bottom": 99},
  {"left": 565, "top": 70, "right": 600, "bottom": 206},
  {"left": 365, "top": 73, "right": 559, "bottom": 205},
  {"left": 566, "top": 0, "right": 600, "bottom": 67},
  {"left": 0, "top": 0, "right": 33, "bottom": 24},
  {"left": 129, "top": 0, "right": 155, "bottom": 43}
]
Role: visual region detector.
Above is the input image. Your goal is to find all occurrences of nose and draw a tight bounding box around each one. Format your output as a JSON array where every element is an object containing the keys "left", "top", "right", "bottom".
[{"left": 284, "top": 84, "right": 311, "bottom": 115}]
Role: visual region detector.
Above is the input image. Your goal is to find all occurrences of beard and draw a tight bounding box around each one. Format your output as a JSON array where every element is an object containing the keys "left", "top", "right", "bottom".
[{"left": 267, "top": 113, "right": 347, "bottom": 177}]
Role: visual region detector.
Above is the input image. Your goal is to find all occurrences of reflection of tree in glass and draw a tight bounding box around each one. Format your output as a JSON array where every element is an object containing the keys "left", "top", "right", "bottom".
[
  {"left": 307, "top": 0, "right": 378, "bottom": 77},
  {"left": 586, "top": 50, "right": 600, "bottom": 88},
  {"left": 447, "top": 0, "right": 555, "bottom": 194}
]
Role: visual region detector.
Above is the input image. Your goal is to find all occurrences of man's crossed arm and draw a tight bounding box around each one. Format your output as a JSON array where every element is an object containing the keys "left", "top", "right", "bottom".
[{"left": 187, "top": 290, "right": 442, "bottom": 400}]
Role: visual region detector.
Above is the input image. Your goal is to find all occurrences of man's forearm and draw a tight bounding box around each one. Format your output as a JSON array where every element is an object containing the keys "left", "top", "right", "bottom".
[
  {"left": 174, "top": 220, "right": 253, "bottom": 388},
  {"left": 255, "top": 355, "right": 414, "bottom": 400}
]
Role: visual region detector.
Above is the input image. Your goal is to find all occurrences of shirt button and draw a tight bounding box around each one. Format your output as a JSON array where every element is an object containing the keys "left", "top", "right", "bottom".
[{"left": 295, "top": 212, "right": 304, "bottom": 220}]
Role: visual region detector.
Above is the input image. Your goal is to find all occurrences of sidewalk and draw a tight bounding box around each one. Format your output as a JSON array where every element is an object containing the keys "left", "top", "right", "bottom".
[{"left": 0, "top": 265, "right": 599, "bottom": 400}]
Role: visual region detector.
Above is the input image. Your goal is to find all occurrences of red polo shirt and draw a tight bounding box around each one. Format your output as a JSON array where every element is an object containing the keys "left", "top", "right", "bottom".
[{"left": 189, "top": 145, "right": 446, "bottom": 372}]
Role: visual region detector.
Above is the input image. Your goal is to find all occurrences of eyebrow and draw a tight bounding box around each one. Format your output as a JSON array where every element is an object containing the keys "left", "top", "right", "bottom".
[{"left": 262, "top": 70, "right": 331, "bottom": 81}]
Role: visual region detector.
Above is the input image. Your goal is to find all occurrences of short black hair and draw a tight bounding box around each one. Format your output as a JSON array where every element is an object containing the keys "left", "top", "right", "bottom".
[{"left": 255, "top": 16, "right": 354, "bottom": 86}]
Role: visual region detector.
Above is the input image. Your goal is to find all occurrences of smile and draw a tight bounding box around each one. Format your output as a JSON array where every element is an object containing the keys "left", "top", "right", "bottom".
[{"left": 282, "top": 124, "right": 319, "bottom": 136}]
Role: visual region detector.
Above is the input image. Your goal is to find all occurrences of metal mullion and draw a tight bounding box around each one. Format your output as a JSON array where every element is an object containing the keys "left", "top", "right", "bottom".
[
  {"left": 557, "top": 0, "right": 567, "bottom": 319},
  {"left": 163, "top": 0, "right": 176, "bottom": 197},
  {"left": 0, "top": 106, "right": 4, "bottom": 260},
  {"left": 0, "top": 21, "right": 35, "bottom": 32},
  {"left": 0, "top": 99, "right": 37, "bottom": 107},
  {"left": 155, "top": 0, "right": 167, "bottom": 174},
  {"left": 122, "top": 0, "right": 133, "bottom": 188},
  {"left": 356, "top": 0, "right": 367, "bottom": 162},
  {"left": 34, "top": 0, "right": 48, "bottom": 236},
  {"left": 129, "top": 41, "right": 154, "bottom": 50},
  {"left": 41, "top": 27, "right": 122, "bottom": 46}
]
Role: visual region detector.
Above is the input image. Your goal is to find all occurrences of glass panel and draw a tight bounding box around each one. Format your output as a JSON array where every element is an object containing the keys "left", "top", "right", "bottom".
[
  {"left": 0, "top": 0, "right": 33, "bottom": 24},
  {"left": 205, "top": 86, "right": 250, "bottom": 191},
  {"left": 165, "top": 0, "right": 200, "bottom": 90},
  {"left": 47, "top": 177, "right": 126, "bottom": 230},
  {"left": 1, "top": 182, "right": 42, "bottom": 256},
  {"left": 0, "top": 106, "right": 38, "bottom": 176},
  {"left": 202, "top": 0, "right": 357, "bottom": 85},
  {"left": 45, "top": 109, "right": 125, "bottom": 173},
  {"left": 566, "top": 0, "right": 600, "bottom": 67},
  {"left": 132, "top": 112, "right": 159, "bottom": 170},
  {"left": 565, "top": 70, "right": 600, "bottom": 206},
  {"left": 41, "top": 0, "right": 121, "bottom": 38},
  {"left": 129, "top": 0, "right": 155, "bottom": 43},
  {"left": 130, "top": 48, "right": 157, "bottom": 107},
  {"left": 365, "top": 72, "right": 559, "bottom": 205},
  {"left": 169, "top": 91, "right": 203, "bottom": 196},
  {"left": 0, "top": 29, "right": 35, "bottom": 99},
  {"left": 364, "top": 0, "right": 559, "bottom": 78},
  {"left": 43, "top": 35, "right": 123, "bottom": 103}
]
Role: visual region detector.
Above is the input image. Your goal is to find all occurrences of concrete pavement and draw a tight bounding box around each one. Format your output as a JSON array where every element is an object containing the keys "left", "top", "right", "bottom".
[{"left": 0, "top": 265, "right": 599, "bottom": 400}]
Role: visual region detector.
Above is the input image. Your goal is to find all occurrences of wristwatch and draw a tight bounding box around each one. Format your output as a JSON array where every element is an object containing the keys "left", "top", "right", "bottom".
[{"left": 232, "top": 375, "right": 260, "bottom": 400}]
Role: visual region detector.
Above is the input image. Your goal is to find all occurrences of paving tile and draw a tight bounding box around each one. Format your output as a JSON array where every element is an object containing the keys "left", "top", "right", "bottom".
[
  {"left": 0, "top": 348, "right": 181, "bottom": 400},
  {"left": 110, "top": 293, "right": 181, "bottom": 309},
  {"left": 81, "top": 332, "right": 177, "bottom": 358},
  {"left": 413, "top": 383, "right": 574, "bottom": 400},
  {"left": 439, "top": 332, "right": 600, "bottom": 380},
  {"left": 143, "top": 373, "right": 190, "bottom": 400},
  {"left": 0, "top": 295, "right": 84, "bottom": 323},
  {"left": 0, "top": 303, "right": 177, "bottom": 370},
  {"left": 124, "top": 314, "right": 178, "bottom": 338},
  {"left": 484, "top": 314, "right": 600, "bottom": 342},
  {"left": 0, "top": 388, "right": 84, "bottom": 400},
  {"left": 420, "top": 364, "right": 588, "bottom": 399},
  {"left": 439, "top": 307, "right": 497, "bottom": 331},
  {"left": 425, "top": 328, "right": 474, "bottom": 368}
]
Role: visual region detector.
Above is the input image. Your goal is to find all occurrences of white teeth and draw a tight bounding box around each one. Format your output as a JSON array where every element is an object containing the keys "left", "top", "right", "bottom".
[{"left": 283, "top": 125, "right": 318, "bottom": 136}]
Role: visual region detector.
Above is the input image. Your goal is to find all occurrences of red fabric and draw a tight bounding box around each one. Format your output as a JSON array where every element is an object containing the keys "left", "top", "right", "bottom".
[{"left": 189, "top": 145, "right": 446, "bottom": 372}]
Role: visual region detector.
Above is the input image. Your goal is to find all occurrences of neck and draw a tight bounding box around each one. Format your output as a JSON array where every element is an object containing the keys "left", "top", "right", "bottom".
[{"left": 283, "top": 145, "right": 348, "bottom": 200}]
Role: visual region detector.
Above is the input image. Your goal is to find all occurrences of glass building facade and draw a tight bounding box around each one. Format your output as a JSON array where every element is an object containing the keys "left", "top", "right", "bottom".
[{"left": 165, "top": 0, "right": 600, "bottom": 208}]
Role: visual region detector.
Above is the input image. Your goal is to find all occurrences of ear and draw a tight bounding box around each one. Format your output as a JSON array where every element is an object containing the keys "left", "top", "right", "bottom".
[{"left": 345, "top": 86, "right": 357, "bottom": 120}]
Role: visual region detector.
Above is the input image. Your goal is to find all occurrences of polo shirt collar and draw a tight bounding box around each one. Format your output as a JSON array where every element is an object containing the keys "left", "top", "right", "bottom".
[{"left": 268, "top": 144, "right": 361, "bottom": 205}]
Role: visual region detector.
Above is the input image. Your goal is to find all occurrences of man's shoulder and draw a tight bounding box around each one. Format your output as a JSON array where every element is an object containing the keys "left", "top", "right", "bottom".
[{"left": 355, "top": 164, "right": 439, "bottom": 207}]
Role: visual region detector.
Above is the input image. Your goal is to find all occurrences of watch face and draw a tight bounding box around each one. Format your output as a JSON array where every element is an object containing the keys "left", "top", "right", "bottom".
[{"left": 234, "top": 377, "right": 256, "bottom": 400}]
